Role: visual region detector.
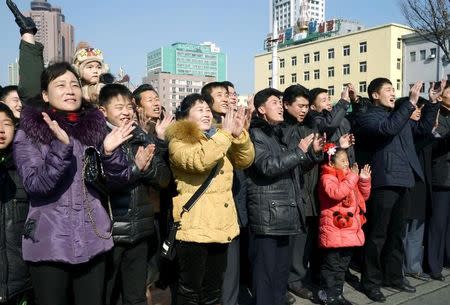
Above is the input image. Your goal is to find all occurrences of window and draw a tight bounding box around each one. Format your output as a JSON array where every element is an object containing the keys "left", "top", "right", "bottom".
[
  {"left": 269, "top": 61, "right": 272, "bottom": 70},
  {"left": 410, "top": 51, "right": 416, "bottom": 62},
  {"left": 397, "top": 79, "right": 401, "bottom": 91},
  {"left": 420, "top": 50, "right": 426, "bottom": 60},
  {"left": 328, "top": 67, "right": 335, "bottom": 77},
  {"left": 397, "top": 58, "right": 401, "bottom": 70},
  {"left": 268, "top": 77, "right": 272, "bottom": 87},
  {"left": 280, "top": 59, "right": 285, "bottom": 68},
  {"left": 328, "top": 86, "right": 335, "bottom": 96},
  {"left": 304, "top": 53, "right": 310, "bottom": 64},
  {"left": 359, "top": 42, "right": 367, "bottom": 53},
  {"left": 343, "top": 45, "right": 350, "bottom": 56},
  {"left": 291, "top": 56, "right": 297, "bottom": 66},
  {"left": 328, "top": 48, "right": 335, "bottom": 59},
  {"left": 343, "top": 64, "right": 350, "bottom": 75},
  {"left": 304, "top": 71, "right": 310, "bottom": 81},
  {"left": 314, "top": 69, "right": 320, "bottom": 79},
  {"left": 397, "top": 38, "right": 402, "bottom": 49},
  {"left": 359, "top": 61, "right": 367, "bottom": 73},
  {"left": 359, "top": 81, "right": 367, "bottom": 93},
  {"left": 431, "top": 48, "right": 437, "bottom": 56},
  {"left": 291, "top": 73, "right": 297, "bottom": 83},
  {"left": 314, "top": 51, "right": 320, "bottom": 62},
  {"left": 280, "top": 75, "right": 285, "bottom": 85}
]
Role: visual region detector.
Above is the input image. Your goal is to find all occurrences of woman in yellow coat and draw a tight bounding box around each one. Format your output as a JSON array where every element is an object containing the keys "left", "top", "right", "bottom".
[{"left": 165, "top": 93, "right": 254, "bottom": 305}]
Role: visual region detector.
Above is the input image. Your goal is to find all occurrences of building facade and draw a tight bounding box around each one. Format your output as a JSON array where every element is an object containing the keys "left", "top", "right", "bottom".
[
  {"left": 269, "top": 0, "right": 326, "bottom": 33},
  {"left": 26, "top": 0, "right": 74, "bottom": 63},
  {"left": 146, "top": 42, "right": 227, "bottom": 81},
  {"left": 402, "top": 33, "right": 450, "bottom": 97},
  {"left": 8, "top": 59, "right": 19, "bottom": 86},
  {"left": 255, "top": 23, "right": 413, "bottom": 100},
  {"left": 142, "top": 72, "right": 215, "bottom": 115}
]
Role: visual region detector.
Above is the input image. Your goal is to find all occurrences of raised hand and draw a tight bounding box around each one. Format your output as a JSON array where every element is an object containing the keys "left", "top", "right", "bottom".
[
  {"left": 155, "top": 114, "right": 174, "bottom": 140},
  {"left": 360, "top": 164, "right": 372, "bottom": 179},
  {"left": 410, "top": 105, "right": 423, "bottom": 121},
  {"left": 351, "top": 163, "right": 359, "bottom": 175},
  {"left": 409, "top": 81, "right": 423, "bottom": 106},
  {"left": 231, "top": 107, "right": 246, "bottom": 138},
  {"left": 103, "top": 121, "right": 135, "bottom": 156},
  {"left": 135, "top": 144, "right": 155, "bottom": 172},
  {"left": 429, "top": 79, "right": 447, "bottom": 103},
  {"left": 7, "top": 0, "right": 37, "bottom": 35},
  {"left": 347, "top": 83, "right": 358, "bottom": 102},
  {"left": 42, "top": 112, "right": 70, "bottom": 145},
  {"left": 341, "top": 86, "right": 350, "bottom": 103},
  {"left": 137, "top": 107, "right": 153, "bottom": 132},
  {"left": 298, "top": 134, "right": 314, "bottom": 153},
  {"left": 221, "top": 107, "right": 235, "bottom": 135},
  {"left": 312, "top": 133, "right": 325, "bottom": 153},
  {"left": 339, "top": 133, "right": 356, "bottom": 149}
]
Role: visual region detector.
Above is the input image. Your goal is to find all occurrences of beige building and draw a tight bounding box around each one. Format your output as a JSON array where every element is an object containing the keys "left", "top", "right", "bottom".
[
  {"left": 27, "top": 1, "right": 74, "bottom": 64},
  {"left": 8, "top": 58, "right": 19, "bottom": 86},
  {"left": 142, "top": 73, "right": 215, "bottom": 115},
  {"left": 255, "top": 23, "right": 414, "bottom": 99}
]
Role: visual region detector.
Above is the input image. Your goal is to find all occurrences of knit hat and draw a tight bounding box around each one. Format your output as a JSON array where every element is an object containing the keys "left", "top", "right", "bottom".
[{"left": 72, "top": 42, "right": 108, "bottom": 77}]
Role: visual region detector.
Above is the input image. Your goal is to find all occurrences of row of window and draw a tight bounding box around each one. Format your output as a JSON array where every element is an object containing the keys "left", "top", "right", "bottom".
[
  {"left": 171, "top": 87, "right": 201, "bottom": 93},
  {"left": 410, "top": 48, "right": 437, "bottom": 62},
  {"left": 270, "top": 42, "right": 368, "bottom": 69}
]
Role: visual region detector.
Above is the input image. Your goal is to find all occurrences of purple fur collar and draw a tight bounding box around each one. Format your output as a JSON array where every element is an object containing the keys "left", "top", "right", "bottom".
[{"left": 20, "top": 103, "right": 107, "bottom": 146}]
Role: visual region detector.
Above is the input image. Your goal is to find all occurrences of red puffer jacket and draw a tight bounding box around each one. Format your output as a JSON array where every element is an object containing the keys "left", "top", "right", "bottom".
[{"left": 318, "top": 165, "right": 371, "bottom": 248}]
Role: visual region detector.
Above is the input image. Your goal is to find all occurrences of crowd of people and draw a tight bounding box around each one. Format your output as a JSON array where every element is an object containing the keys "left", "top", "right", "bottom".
[{"left": 1, "top": 1, "right": 450, "bottom": 305}]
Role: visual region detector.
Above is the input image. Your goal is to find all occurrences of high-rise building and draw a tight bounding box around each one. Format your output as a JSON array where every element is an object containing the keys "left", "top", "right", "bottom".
[
  {"left": 8, "top": 58, "right": 19, "bottom": 86},
  {"left": 26, "top": 0, "right": 75, "bottom": 63},
  {"left": 142, "top": 72, "right": 215, "bottom": 115},
  {"left": 146, "top": 42, "right": 227, "bottom": 81},
  {"left": 269, "top": 0, "right": 326, "bottom": 33}
]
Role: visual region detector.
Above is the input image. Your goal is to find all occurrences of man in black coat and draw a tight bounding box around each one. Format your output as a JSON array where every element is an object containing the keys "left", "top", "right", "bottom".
[
  {"left": 354, "top": 78, "right": 440, "bottom": 302},
  {"left": 246, "top": 88, "right": 322, "bottom": 305}
]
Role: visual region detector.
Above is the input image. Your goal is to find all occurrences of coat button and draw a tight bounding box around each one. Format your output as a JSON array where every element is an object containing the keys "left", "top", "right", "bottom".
[
  {"left": 224, "top": 203, "right": 229, "bottom": 208},
  {"left": 220, "top": 170, "right": 224, "bottom": 174}
]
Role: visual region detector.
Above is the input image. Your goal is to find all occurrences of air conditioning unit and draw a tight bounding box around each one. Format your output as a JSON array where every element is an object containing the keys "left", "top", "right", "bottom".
[{"left": 429, "top": 54, "right": 436, "bottom": 59}]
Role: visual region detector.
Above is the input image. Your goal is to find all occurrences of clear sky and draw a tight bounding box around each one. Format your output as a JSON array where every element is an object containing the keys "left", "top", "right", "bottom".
[{"left": 0, "top": 0, "right": 407, "bottom": 94}]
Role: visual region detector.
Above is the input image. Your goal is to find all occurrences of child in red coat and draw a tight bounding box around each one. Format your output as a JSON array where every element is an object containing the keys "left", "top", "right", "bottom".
[{"left": 318, "top": 143, "right": 371, "bottom": 305}]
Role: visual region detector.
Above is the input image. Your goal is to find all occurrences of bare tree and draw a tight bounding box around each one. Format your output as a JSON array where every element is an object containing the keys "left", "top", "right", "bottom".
[{"left": 400, "top": 0, "right": 450, "bottom": 59}]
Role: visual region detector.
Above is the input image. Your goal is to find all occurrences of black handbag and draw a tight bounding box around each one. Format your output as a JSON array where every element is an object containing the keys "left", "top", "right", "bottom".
[
  {"left": 160, "top": 163, "right": 219, "bottom": 261},
  {"left": 82, "top": 146, "right": 113, "bottom": 239}
]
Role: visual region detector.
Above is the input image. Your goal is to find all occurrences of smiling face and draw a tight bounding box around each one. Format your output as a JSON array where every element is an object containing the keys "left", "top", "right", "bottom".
[
  {"left": 100, "top": 94, "right": 134, "bottom": 127},
  {"left": 311, "top": 92, "right": 332, "bottom": 112},
  {"left": 372, "top": 83, "right": 396, "bottom": 109},
  {"left": 284, "top": 96, "right": 309, "bottom": 123},
  {"left": 330, "top": 150, "right": 350, "bottom": 171},
  {"left": 139, "top": 90, "right": 161, "bottom": 120},
  {"left": 258, "top": 95, "right": 284, "bottom": 124},
  {"left": 81, "top": 61, "right": 102, "bottom": 85},
  {"left": 210, "top": 86, "right": 229, "bottom": 114},
  {"left": 187, "top": 100, "right": 213, "bottom": 131},
  {"left": 42, "top": 71, "right": 82, "bottom": 112},
  {"left": 0, "top": 112, "right": 15, "bottom": 150},
  {"left": 1, "top": 90, "right": 22, "bottom": 119}
]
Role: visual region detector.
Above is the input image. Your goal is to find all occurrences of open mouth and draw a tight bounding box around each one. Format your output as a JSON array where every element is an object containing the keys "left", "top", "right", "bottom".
[
  {"left": 0, "top": 136, "right": 6, "bottom": 144},
  {"left": 64, "top": 98, "right": 78, "bottom": 104}
]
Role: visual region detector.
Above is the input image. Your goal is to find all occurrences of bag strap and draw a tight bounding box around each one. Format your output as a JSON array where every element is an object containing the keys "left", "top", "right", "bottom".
[{"left": 180, "top": 163, "right": 219, "bottom": 218}]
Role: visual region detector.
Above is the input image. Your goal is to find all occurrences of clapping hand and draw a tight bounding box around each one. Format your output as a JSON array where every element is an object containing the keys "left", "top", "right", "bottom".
[
  {"left": 351, "top": 163, "right": 359, "bottom": 175},
  {"left": 155, "top": 114, "right": 174, "bottom": 140},
  {"left": 222, "top": 107, "right": 246, "bottom": 138},
  {"left": 339, "top": 133, "right": 355, "bottom": 149},
  {"left": 359, "top": 164, "right": 372, "bottom": 179},
  {"left": 298, "top": 134, "right": 314, "bottom": 153},
  {"left": 103, "top": 121, "right": 135, "bottom": 156},
  {"left": 312, "top": 133, "right": 325, "bottom": 153},
  {"left": 135, "top": 144, "right": 155, "bottom": 172},
  {"left": 409, "top": 81, "right": 423, "bottom": 106},
  {"left": 429, "top": 79, "right": 446, "bottom": 103},
  {"left": 42, "top": 112, "right": 70, "bottom": 145}
]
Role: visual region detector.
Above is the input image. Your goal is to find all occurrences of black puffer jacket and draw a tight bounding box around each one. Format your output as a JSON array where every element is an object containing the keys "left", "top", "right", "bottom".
[
  {"left": 110, "top": 125, "right": 171, "bottom": 244},
  {"left": 432, "top": 105, "right": 450, "bottom": 189},
  {"left": 0, "top": 151, "right": 31, "bottom": 303},
  {"left": 246, "top": 117, "right": 312, "bottom": 235},
  {"left": 282, "top": 113, "right": 323, "bottom": 217}
]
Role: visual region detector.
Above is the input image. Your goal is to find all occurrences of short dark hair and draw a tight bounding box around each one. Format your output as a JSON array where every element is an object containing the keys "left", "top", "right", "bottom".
[
  {"left": 201, "top": 82, "right": 228, "bottom": 107},
  {"left": 221, "top": 81, "right": 234, "bottom": 89},
  {"left": 41, "top": 62, "right": 80, "bottom": 92},
  {"left": 0, "top": 85, "right": 19, "bottom": 101},
  {"left": 0, "top": 102, "right": 16, "bottom": 123},
  {"left": 175, "top": 93, "right": 207, "bottom": 120},
  {"left": 253, "top": 88, "right": 282, "bottom": 113},
  {"left": 99, "top": 84, "right": 133, "bottom": 107},
  {"left": 99, "top": 73, "right": 116, "bottom": 84},
  {"left": 329, "top": 148, "right": 348, "bottom": 164},
  {"left": 309, "top": 88, "right": 328, "bottom": 106},
  {"left": 368, "top": 78, "right": 392, "bottom": 102},
  {"left": 132, "top": 84, "right": 158, "bottom": 106},
  {"left": 283, "top": 84, "right": 310, "bottom": 105}
]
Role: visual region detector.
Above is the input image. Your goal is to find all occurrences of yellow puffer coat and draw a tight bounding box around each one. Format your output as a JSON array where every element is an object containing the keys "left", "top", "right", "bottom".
[{"left": 165, "top": 120, "right": 255, "bottom": 243}]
